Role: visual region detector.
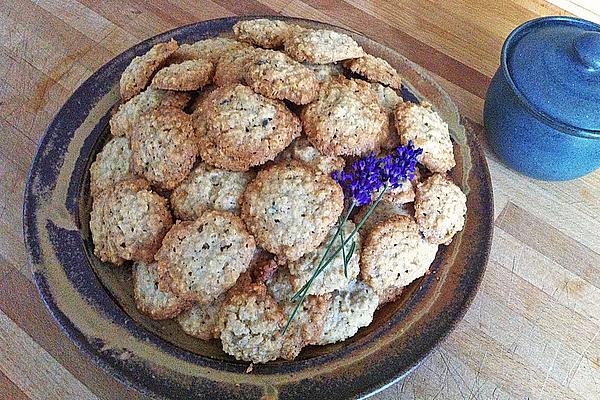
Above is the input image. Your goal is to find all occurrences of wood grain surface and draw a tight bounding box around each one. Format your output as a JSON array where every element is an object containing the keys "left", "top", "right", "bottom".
[{"left": 2, "top": 1, "right": 600, "bottom": 399}]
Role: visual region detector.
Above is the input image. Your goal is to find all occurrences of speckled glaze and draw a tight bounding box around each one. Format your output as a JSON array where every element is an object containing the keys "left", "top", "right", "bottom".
[
  {"left": 23, "top": 17, "right": 493, "bottom": 400},
  {"left": 484, "top": 17, "right": 600, "bottom": 181}
]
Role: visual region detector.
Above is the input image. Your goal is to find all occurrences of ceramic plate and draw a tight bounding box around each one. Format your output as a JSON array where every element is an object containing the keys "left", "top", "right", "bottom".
[{"left": 23, "top": 16, "right": 493, "bottom": 400}]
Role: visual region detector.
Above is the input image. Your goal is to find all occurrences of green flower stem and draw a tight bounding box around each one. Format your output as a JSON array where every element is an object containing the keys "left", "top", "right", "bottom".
[
  {"left": 284, "top": 187, "right": 388, "bottom": 334},
  {"left": 290, "top": 203, "right": 354, "bottom": 303},
  {"left": 345, "top": 241, "right": 356, "bottom": 264},
  {"left": 294, "top": 186, "right": 387, "bottom": 296},
  {"left": 324, "top": 202, "right": 355, "bottom": 269},
  {"left": 340, "top": 223, "right": 347, "bottom": 278}
]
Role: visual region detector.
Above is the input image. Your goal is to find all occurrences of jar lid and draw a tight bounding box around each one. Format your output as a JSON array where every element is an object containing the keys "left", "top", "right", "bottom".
[{"left": 505, "top": 17, "right": 600, "bottom": 133}]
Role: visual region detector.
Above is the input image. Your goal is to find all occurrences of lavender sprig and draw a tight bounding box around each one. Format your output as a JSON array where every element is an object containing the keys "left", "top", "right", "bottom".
[
  {"left": 283, "top": 142, "right": 422, "bottom": 335},
  {"left": 289, "top": 187, "right": 387, "bottom": 302},
  {"left": 340, "top": 227, "right": 349, "bottom": 278},
  {"left": 332, "top": 152, "right": 382, "bottom": 206}
]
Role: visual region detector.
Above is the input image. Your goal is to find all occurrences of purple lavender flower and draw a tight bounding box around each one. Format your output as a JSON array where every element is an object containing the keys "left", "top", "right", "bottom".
[
  {"left": 395, "top": 140, "right": 423, "bottom": 182},
  {"left": 379, "top": 154, "right": 404, "bottom": 189},
  {"left": 332, "top": 143, "right": 422, "bottom": 206},
  {"left": 333, "top": 152, "right": 382, "bottom": 206}
]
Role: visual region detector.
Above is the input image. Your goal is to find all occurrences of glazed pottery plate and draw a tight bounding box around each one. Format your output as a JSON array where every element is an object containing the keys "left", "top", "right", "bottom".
[{"left": 23, "top": 16, "right": 493, "bottom": 400}]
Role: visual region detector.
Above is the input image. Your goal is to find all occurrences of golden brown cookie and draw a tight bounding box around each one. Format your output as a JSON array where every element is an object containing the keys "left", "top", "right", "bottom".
[
  {"left": 360, "top": 215, "right": 438, "bottom": 295},
  {"left": 371, "top": 82, "right": 403, "bottom": 151},
  {"left": 369, "top": 166, "right": 420, "bottom": 206},
  {"left": 151, "top": 59, "right": 214, "bottom": 91},
  {"left": 155, "top": 211, "right": 256, "bottom": 304},
  {"left": 130, "top": 107, "right": 198, "bottom": 190},
  {"left": 187, "top": 85, "right": 216, "bottom": 113},
  {"left": 303, "top": 62, "right": 344, "bottom": 82},
  {"left": 177, "top": 294, "right": 225, "bottom": 340},
  {"left": 217, "top": 281, "right": 286, "bottom": 363},
  {"left": 89, "top": 137, "right": 132, "bottom": 198},
  {"left": 89, "top": 178, "right": 172, "bottom": 265},
  {"left": 240, "top": 161, "right": 344, "bottom": 263},
  {"left": 177, "top": 269, "right": 256, "bottom": 341},
  {"left": 316, "top": 280, "right": 379, "bottom": 345},
  {"left": 170, "top": 163, "right": 255, "bottom": 220},
  {"left": 133, "top": 261, "right": 191, "bottom": 320},
  {"left": 288, "top": 136, "right": 345, "bottom": 175},
  {"left": 395, "top": 101, "right": 455, "bottom": 173},
  {"left": 415, "top": 174, "right": 467, "bottom": 245},
  {"left": 109, "top": 87, "right": 190, "bottom": 138},
  {"left": 213, "top": 46, "right": 258, "bottom": 86},
  {"left": 353, "top": 201, "right": 412, "bottom": 238},
  {"left": 301, "top": 78, "right": 387, "bottom": 156},
  {"left": 120, "top": 39, "right": 178, "bottom": 100},
  {"left": 371, "top": 82, "right": 402, "bottom": 112},
  {"left": 233, "top": 19, "right": 292, "bottom": 49},
  {"left": 380, "top": 183, "right": 414, "bottom": 205},
  {"left": 193, "top": 84, "right": 301, "bottom": 171},
  {"left": 288, "top": 221, "right": 360, "bottom": 296},
  {"left": 170, "top": 38, "right": 248, "bottom": 64},
  {"left": 284, "top": 29, "right": 364, "bottom": 64},
  {"left": 343, "top": 54, "right": 402, "bottom": 89},
  {"left": 377, "top": 285, "right": 404, "bottom": 308},
  {"left": 265, "top": 266, "right": 330, "bottom": 359},
  {"left": 244, "top": 49, "right": 319, "bottom": 105}
]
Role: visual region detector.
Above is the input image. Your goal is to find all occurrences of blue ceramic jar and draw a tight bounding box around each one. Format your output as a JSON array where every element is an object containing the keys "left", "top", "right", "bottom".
[{"left": 484, "top": 17, "right": 600, "bottom": 180}]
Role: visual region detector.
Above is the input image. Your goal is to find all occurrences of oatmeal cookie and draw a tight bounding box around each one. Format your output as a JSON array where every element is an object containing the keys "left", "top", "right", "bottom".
[
  {"left": 303, "top": 62, "right": 344, "bottom": 82},
  {"left": 377, "top": 285, "right": 404, "bottom": 308},
  {"left": 241, "top": 161, "right": 344, "bottom": 263},
  {"left": 170, "top": 38, "right": 248, "bottom": 64},
  {"left": 151, "top": 59, "right": 214, "bottom": 91},
  {"left": 371, "top": 82, "right": 403, "bottom": 150},
  {"left": 193, "top": 84, "right": 301, "bottom": 171},
  {"left": 353, "top": 201, "right": 412, "bottom": 238},
  {"left": 263, "top": 265, "right": 296, "bottom": 303},
  {"left": 89, "top": 137, "right": 132, "bottom": 197},
  {"left": 395, "top": 101, "right": 455, "bottom": 173},
  {"left": 187, "top": 85, "right": 216, "bottom": 113},
  {"left": 170, "top": 163, "right": 255, "bottom": 220},
  {"left": 90, "top": 178, "right": 172, "bottom": 265},
  {"left": 155, "top": 211, "right": 256, "bottom": 304},
  {"left": 213, "top": 46, "right": 258, "bottom": 86},
  {"left": 371, "top": 82, "right": 402, "bottom": 112},
  {"left": 233, "top": 19, "right": 291, "bottom": 49},
  {"left": 133, "top": 261, "right": 191, "bottom": 320},
  {"left": 265, "top": 267, "right": 329, "bottom": 359},
  {"left": 120, "top": 39, "right": 178, "bottom": 100},
  {"left": 317, "top": 280, "right": 379, "bottom": 345},
  {"left": 288, "top": 221, "right": 360, "bottom": 296},
  {"left": 218, "top": 281, "right": 286, "bottom": 363},
  {"left": 301, "top": 78, "right": 387, "bottom": 156},
  {"left": 360, "top": 215, "right": 438, "bottom": 295},
  {"left": 343, "top": 54, "right": 402, "bottom": 89},
  {"left": 130, "top": 107, "right": 197, "bottom": 190},
  {"left": 287, "top": 23, "right": 309, "bottom": 36},
  {"left": 289, "top": 137, "right": 345, "bottom": 175},
  {"left": 110, "top": 87, "right": 190, "bottom": 138},
  {"left": 284, "top": 29, "right": 364, "bottom": 64},
  {"left": 415, "top": 174, "right": 467, "bottom": 245},
  {"left": 177, "top": 294, "right": 225, "bottom": 340},
  {"left": 244, "top": 49, "right": 319, "bottom": 104},
  {"left": 369, "top": 167, "right": 420, "bottom": 206},
  {"left": 380, "top": 181, "right": 415, "bottom": 205}
]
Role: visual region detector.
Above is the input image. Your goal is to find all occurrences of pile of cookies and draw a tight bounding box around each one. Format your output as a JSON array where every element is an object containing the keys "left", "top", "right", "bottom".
[{"left": 89, "top": 19, "right": 467, "bottom": 364}]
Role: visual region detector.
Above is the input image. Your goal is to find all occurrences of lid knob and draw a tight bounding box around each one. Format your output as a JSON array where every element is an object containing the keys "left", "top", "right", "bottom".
[{"left": 574, "top": 31, "right": 600, "bottom": 70}]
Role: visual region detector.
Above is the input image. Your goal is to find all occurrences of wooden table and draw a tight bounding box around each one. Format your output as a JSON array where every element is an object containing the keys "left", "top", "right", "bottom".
[{"left": 2, "top": 1, "right": 599, "bottom": 399}]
